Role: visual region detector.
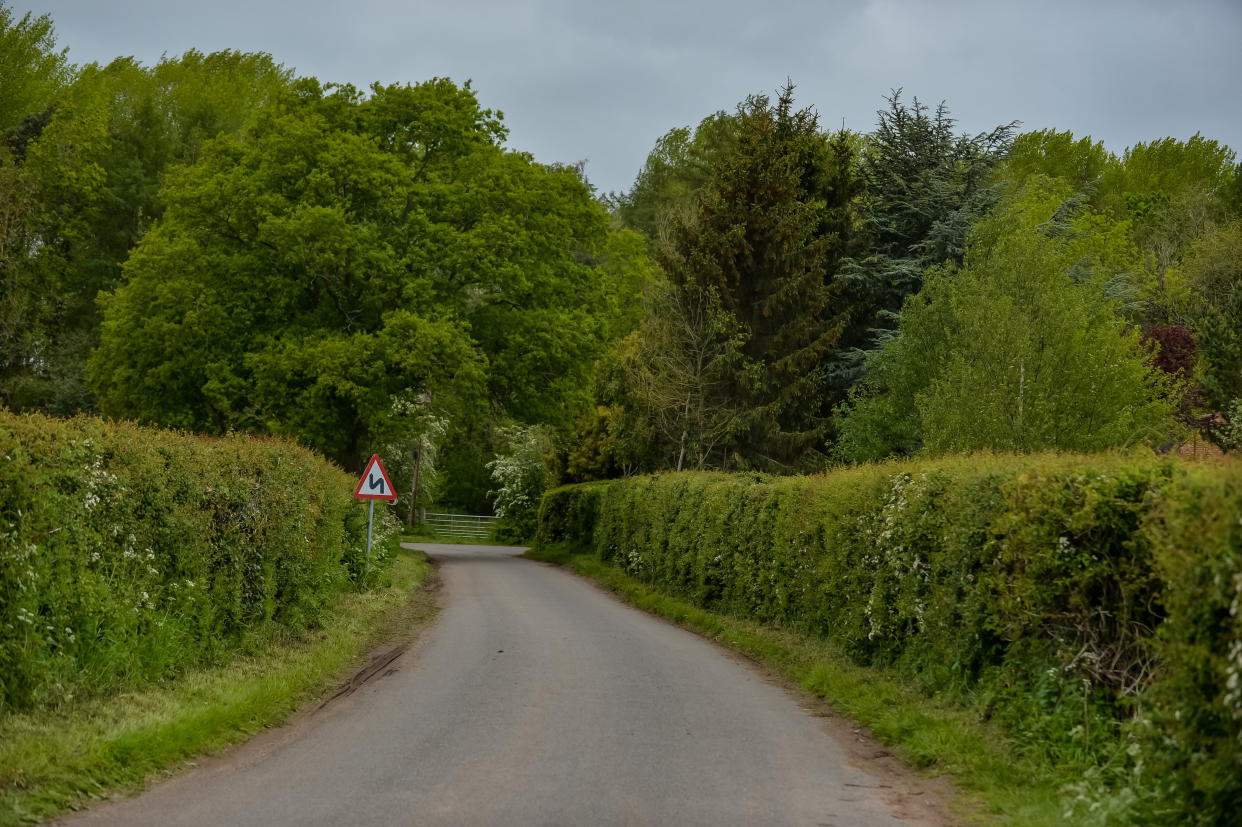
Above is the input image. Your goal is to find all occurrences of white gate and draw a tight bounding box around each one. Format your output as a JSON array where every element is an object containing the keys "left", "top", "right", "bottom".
[{"left": 421, "top": 512, "right": 498, "bottom": 540}]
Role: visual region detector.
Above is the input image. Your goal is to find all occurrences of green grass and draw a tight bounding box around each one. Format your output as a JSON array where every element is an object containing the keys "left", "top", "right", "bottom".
[
  {"left": 527, "top": 544, "right": 1069, "bottom": 826},
  {"left": 0, "top": 542, "right": 436, "bottom": 826}
]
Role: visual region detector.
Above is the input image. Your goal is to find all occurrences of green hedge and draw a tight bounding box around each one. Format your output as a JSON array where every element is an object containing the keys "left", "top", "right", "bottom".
[
  {"left": 537, "top": 454, "right": 1242, "bottom": 824},
  {"left": 0, "top": 411, "right": 389, "bottom": 713}
]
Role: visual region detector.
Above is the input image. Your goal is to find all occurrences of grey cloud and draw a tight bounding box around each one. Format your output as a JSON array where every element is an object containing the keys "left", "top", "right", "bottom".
[{"left": 18, "top": 0, "right": 1242, "bottom": 194}]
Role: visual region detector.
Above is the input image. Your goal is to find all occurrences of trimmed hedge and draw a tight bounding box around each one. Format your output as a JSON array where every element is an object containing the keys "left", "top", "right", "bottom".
[
  {"left": 0, "top": 411, "right": 389, "bottom": 713},
  {"left": 537, "top": 454, "right": 1242, "bottom": 824}
]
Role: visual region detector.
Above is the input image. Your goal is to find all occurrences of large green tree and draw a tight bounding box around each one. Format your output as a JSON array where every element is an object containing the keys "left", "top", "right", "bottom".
[
  {"left": 832, "top": 92, "right": 1016, "bottom": 390},
  {"left": 656, "top": 82, "right": 862, "bottom": 469},
  {"left": 836, "top": 178, "right": 1175, "bottom": 459},
  {"left": 609, "top": 111, "right": 737, "bottom": 240},
  {"left": 0, "top": 3, "right": 70, "bottom": 134},
  {"left": 0, "top": 49, "right": 292, "bottom": 414},
  {"left": 89, "top": 78, "right": 622, "bottom": 469}
]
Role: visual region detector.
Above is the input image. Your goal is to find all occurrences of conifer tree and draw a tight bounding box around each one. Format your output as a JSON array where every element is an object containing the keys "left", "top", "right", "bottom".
[
  {"left": 832, "top": 92, "right": 1016, "bottom": 391},
  {"left": 657, "top": 81, "right": 861, "bottom": 469}
]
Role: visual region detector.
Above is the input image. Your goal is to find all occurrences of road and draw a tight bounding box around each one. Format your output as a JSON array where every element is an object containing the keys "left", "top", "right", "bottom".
[{"left": 65, "top": 543, "right": 950, "bottom": 827}]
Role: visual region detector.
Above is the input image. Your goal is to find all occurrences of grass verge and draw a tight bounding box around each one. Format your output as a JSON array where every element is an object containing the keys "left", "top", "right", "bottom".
[
  {"left": 527, "top": 545, "right": 1068, "bottom": 826},
  {"left": 0, "top": 542, "right": 436, "bottom": 826}
]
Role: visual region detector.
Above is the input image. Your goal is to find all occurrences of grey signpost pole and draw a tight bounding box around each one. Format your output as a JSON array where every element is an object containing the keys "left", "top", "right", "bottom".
[{"left": 365, "top": 499, "right": 375, "bottom": 575}]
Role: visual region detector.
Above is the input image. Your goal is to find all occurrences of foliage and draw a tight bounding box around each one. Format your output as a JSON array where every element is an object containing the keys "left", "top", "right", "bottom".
[
  {"left": 618, "top": 283, "right": 754, "bottom": 470},
  {"left": 1217, "top": 399, "right": 1242, "bottom": 452},
  {"left": 1196, "top": 281, "right": 1242, "bottom": 433},
  {"left": 535, "top": 482, "right": 608, "bottom": 550},
  {"left": 837, "top": 178, "right": 1175, "bottom": 459},
  {"left": 538, "top": 453, "right": 1242, "bottom": 824},
  {"left": 88, "top": 78, "right": 624, "bottom": 467},
  {"left": 436, "top": 424, "right": 500, "bottom": 514},
  {"left": 832, "top": 92, "right": 1016, "bottom": 390},
  {"left": 0, "top": 4, "right": 70, "bottom": 134},
  {"left": 1142, "top": 325, "right": 1199, "bottom": 428},
  {"left": 1142, "top": 325, "right": 1196, "bottom": 378},
  {"left": 380, "top": 411, "right": 449, "bottom": 526},
  {"left": 487, "top": 423, "right": 553, "bottom": 542},
  {"left": 525, "top": 546, "right": 1070, "bottom": 825},
  {"left": 0, "top": 49, "right": 292, "bottom": 415},
  {"left": 563, "top": 341, "right": 662, "bottom": 482},
  {"left": 0, "top": 543, "right": 432, "bottom": 824},
  {"left": 656, "top": 81, "right": 863, "bottom": 469},
  {"left": 0, "top": 410, "right": 387, "bottom": 714},
  {"left": 1101, "top": 135, "right": 1236, "bottom": 269},
  {"left": 1004, "top": 130, "right": 1113, "bottom": 195},
  {"left": 608, "top": 111, "right": 737, "bottom": 240},
  {"left": 1163, "top": 221, "right": 1242, "bottom": 440}
]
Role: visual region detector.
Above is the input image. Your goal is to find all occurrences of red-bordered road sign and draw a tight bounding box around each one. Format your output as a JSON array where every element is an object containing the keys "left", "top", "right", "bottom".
[{"left": 354, "top": 454, "right": 397, "bottom": 502}]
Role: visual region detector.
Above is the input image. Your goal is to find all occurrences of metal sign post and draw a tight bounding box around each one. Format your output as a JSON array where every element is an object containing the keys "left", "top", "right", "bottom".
[
  {"left": 353, "top": 454, "right": 398, "bottom": 574},
  {"left": 366, "top": 499, "right": 375, "bottom": 569}
]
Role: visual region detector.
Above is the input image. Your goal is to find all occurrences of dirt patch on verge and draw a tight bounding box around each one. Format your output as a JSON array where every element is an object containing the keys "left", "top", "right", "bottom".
[{"left": 316, "top": 566, "right": 442, "bottom": 708}]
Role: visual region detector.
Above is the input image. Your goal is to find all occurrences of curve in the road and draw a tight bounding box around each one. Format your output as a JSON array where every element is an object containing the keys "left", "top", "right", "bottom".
[{"left": 63, "top": 543, "right": 952, "bottom": 827}]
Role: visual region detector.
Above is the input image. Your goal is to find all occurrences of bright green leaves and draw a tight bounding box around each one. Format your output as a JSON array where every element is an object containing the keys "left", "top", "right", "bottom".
[
  {"left": 609, "top": 111, "right": 737, "bottom": 239},
  {"left": 0, "top": 4, "right": 69, "bottom": 134},
  {"left": 838, "top": 179, "right": 1176, "bottom": 458},
  {"left": 89, "top": 77, "right": 624, "bottom": 468},
  {"left": 247, "top": 312, "right": 485, "bottom": 464},
  {"left": 360, "top": 78, "right": 507, "bottom": 173},
  {"left": 0, "top": 46, "right": 293, "bottom": 415}
]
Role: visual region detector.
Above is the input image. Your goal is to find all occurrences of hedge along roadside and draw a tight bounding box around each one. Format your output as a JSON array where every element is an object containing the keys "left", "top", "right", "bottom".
[
  {"left": 535, "top": 454, "right": 1242, "bottom": 825},
  {"left": 0, "top": 410, "right": 396, "bottom": 714}
]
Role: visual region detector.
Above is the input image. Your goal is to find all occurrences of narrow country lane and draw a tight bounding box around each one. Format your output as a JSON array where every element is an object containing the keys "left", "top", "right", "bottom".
[{"left": 63, "top": 544, "right": 950, "bottom": 827}]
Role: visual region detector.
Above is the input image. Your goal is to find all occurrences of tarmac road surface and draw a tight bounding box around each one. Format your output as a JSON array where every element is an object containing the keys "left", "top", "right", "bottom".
[{"left": 64, "top": 543, "right": 949, "bottom": 827}]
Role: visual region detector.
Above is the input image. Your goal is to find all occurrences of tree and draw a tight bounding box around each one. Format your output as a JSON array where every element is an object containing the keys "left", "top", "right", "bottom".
[
  {"left": 1004, "top": 129, "right": 1112, "bottom": 194},
  {"left": 487, "top": 423, "right": 553, "bottom": 542},
  {"left": 832, "top": 91, "right": 1017, "bottom": 391},
  {"left": 1183, "top": 227, "right": 1242, "bottom": 443},
  {"left": 837, "top": 178, "right": 1175, "bottom": 459},
  {"left": 609, "top": 111, "right": 737, "bottom": 240},
  {"left": 0, "top": 4, "right": 70, "bottom": 134},
  {"left": 657, "top": 81, "right": 862, "bottom": 469},
  {"left": 89, "top": 78, "right": 620, "bottom": 470},
  {"left": 620, "top": 283, "right": 753, "bottom": 470},
  {"left": 1102, "top": 135, "right": 1237, "bottom": 275},
  {"left": 0, "top": 49, "right": 293, "bottom": 415},
  {"left": 1196, "top": 286, "right": 1242, "bottom": 432}
]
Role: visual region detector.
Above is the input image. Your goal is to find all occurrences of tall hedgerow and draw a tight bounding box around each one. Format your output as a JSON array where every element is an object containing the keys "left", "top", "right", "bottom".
[
  {"left": 538, "top": 454, "right": 1242, "bottom": 824},
  {"left": 0, "top": 411, "right": 388, "bottom": 712}
]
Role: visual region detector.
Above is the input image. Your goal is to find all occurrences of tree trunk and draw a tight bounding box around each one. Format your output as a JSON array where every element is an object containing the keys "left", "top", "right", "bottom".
[
  {"left": 408, "top": 443, "right": 422, "bottom": 528},
  {"left": 676, "top": 393, "right": 691, "bottom": 472}
]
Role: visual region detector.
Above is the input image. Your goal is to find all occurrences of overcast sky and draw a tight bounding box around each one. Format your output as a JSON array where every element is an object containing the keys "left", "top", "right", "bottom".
[{"left": 16, "top": 0, "right": 1242, "bottom": 195}]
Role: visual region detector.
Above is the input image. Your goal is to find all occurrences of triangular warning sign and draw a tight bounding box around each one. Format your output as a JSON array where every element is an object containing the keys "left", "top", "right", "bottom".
[{"left": 354, "top": 454, "right": 397, "bottom": 502}]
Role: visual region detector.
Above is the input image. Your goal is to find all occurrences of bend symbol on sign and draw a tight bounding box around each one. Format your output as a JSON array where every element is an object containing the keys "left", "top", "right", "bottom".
[{"left": 354, "top": 454, "right": 397, "bottom": 502}]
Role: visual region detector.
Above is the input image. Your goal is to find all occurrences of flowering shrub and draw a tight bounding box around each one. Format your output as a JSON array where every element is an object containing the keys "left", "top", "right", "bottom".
[
  {"left": 0, "top": 411, "right": 376, "bottom": 713},
  {"left": 487, "top": 424, "right": 552, "bottom": 542},
  {"left": 538, "top": 453, "right": 1242, "bottom": 824},
  {"left": 1219, "top": 398, "right": 1242, "bottom": 452}
]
